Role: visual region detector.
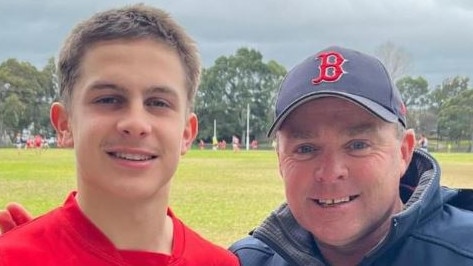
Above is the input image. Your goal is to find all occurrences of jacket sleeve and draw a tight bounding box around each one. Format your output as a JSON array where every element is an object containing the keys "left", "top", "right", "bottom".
[{"left": 229, "top": 236, "right": 290, "bottom": 266}]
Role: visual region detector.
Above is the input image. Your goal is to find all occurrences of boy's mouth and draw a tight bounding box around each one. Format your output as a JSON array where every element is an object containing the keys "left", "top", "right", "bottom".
[
  {"left": 315, "top": 195, "right": 359, "bottom": 207},
  {"left": 108, "top": 152, "right": 157, "bottom": 161}
]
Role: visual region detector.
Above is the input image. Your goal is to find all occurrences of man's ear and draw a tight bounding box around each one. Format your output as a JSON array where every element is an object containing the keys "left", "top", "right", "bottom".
[
  {"left": 50, "top": 103, "right": 73, "bottom": 148},
  {"left": 400, "top": 129, "right": 416, "bottom": 177},
  {"left": 180, "top": 112, "right": 198, "bottom": 155}
]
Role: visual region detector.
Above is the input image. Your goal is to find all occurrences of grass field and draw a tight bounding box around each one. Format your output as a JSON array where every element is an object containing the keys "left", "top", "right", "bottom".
[{"left": 0, "top": 148, "right": 472, "bottom": 247}]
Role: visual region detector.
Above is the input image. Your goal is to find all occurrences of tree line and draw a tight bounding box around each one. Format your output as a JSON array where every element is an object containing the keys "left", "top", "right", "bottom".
[{"left": 0, "top": 45, "right": 472, "bottom": 151}]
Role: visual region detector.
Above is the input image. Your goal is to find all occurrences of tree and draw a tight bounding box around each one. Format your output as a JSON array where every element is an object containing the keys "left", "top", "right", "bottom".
[
  {"left": 437, "top": 88, "right": 473, "bottom": 152},
  {"left": 396, "top": 76, "right": 430, "bottom": 131},
  {"left": 195, "top": 47, "right": 286, "bottom": 142},
  {"left": 426, "top": 76, "right": 470, "bottom": 145},
  {"left": 428, "top": 76, "right": 469, "bottom": 115},
  {"left": 41, "top": 57, "right": 60, "bottom": 102},
  {"left": 0, "top": 93, "right": 27, "bottom": 142},
  {"left": 0, "top": 57, "right": 57, "bottom": 143},
  {"left": 396, "top": 76, "right": 429, "bottom": 109},
  {"left": 375, "top": 42, "right": 411, "bottom": 82}
]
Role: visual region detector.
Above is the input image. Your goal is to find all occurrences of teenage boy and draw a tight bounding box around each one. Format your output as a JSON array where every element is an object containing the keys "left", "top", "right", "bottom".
[{"left": 0, "top": 4, "right": 238, "bottom": 265}]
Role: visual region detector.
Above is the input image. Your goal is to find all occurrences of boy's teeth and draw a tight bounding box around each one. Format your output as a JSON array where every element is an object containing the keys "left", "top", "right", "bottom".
[{"left": 114, "top": 153, "right": 152, "bottom": 161}]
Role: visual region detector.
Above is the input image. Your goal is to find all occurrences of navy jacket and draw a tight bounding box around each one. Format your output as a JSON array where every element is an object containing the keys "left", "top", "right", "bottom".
[{"left": 229, "top": 150, "right": 473, "bottom": 265}]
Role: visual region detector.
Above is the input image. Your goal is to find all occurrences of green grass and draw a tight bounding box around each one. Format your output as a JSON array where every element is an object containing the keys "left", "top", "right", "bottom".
[{"left": 1, "top": 148, "right": 472, "bottom": 247}]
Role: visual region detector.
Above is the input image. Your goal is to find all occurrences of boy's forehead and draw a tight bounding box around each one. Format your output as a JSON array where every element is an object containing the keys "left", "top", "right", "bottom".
[{"left": 71, "top": 39, "right": 188, "bottom": 99}]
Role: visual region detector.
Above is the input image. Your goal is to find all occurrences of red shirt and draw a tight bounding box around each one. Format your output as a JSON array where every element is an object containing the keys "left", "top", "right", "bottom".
[{"left": 0, "top": 192, "right": 239, "bottom": 266}]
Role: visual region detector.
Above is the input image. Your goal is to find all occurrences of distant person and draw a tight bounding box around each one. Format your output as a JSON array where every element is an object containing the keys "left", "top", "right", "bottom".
[
  {"left": 230, "top": 46, "right": 473, "bottom": 265},
  {"left": 250, "top": 139, "right": 258, "bottom": 149},
  {"left": 232, "top": 135, "right": 240, "bottom": 152},
  {"left": 418, "top": 133, "right": 429, "bottom": 152},
  {"left": 34, "top": 135, "right": 43, "bottom": 154},
  {"left": 218, "top": 139, "right": 227, "bottom": 150},
  {"left": 34, "top": 134, "right": 42, "bottom": 148},
  {"left": 14, "top": 133, "right": 22, "bottom": 154},
  {"left": 0, "top": 4, "right": 238, "bottom": 265},
  {"left": 25, "top": 137, "right": 34, "bottom": 150},
  {"left": 41, "top": 138, "right": 49, "bottom": 150},
  {"left": 199, "top": 139, "right": 205, "bottom": 150}
]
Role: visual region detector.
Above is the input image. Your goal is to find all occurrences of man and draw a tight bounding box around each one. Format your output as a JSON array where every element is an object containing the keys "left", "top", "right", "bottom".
[
  {"left": 229, "top": 46, "right": 473, "bottom": 265},
  {"left": 418, "top": 133, "right": 429, "bottom": 152},
  {"left": 0, "top": 4, "right": 238, "bottom": 265}
]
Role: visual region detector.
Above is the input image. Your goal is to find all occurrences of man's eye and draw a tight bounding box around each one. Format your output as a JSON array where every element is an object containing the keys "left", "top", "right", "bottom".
[
  {"left": 349, "top": 141, "right": 369, "bottom": 150},
  {"left": 296, "top": 145, "right": 315, "bottom": 154}
]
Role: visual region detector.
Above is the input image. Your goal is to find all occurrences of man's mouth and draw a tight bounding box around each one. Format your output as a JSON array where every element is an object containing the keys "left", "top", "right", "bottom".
[
  {"left": 108, "top": 152, "right": 156, "bottom": 161},
  {"left": 315, "top": 195, "right": 359, "bottom": 207}
]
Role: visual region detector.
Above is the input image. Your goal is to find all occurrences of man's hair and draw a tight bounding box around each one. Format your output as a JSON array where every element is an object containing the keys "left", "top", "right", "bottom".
[{"left": 58, "top": 4, "right": 201, "bottom": 110}]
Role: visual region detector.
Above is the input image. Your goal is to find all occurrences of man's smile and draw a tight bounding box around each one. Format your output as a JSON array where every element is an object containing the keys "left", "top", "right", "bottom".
[{"left": 314, "top": 195, "right": 359, "bottom": 207}]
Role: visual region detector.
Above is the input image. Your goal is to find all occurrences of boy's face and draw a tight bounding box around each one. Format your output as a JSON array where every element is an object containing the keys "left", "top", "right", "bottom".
[{"left": 51, "top": 39, "right": 197, "bottom": 200}]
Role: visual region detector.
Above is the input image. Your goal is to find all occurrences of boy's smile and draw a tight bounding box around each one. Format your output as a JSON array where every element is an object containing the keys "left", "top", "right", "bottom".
[{"left": 108, "top": 151, "right": 157, "bottom": 162}]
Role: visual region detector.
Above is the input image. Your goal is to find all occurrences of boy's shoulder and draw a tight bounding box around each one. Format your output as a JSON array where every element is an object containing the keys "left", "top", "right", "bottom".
[
  {"left": 0, "top": 207, "right": 62, "bottom": 243},
  {"left": 0, "top": 207, "right": 64, "bottom": 265}
]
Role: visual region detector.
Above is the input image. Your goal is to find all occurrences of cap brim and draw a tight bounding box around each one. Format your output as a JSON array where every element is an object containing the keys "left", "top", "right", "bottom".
[{"left": 267, "top": 91, "right": 399, "bottom": 138}]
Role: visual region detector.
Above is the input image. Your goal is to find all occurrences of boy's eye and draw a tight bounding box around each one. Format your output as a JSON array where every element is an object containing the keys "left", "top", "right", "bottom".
[
  {"left": 146, "top": 98, "right": 170, "bottom": 108},
  {"left": 95, "top": 96, "right": 121, "bottom": 104}
]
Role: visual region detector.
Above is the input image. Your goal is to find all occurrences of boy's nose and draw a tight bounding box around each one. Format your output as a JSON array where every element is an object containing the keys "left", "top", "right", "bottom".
[{"left": 117, "top": 106, "right": 152, "bottom": 137}]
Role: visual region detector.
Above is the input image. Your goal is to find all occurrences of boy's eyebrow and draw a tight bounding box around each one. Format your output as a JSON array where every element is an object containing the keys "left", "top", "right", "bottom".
[
  {"left": 88, "top": 81, "right": 179, "bottom": 97},
  {"left": 88, "top": 81, "right": 125, "bottom": 93},
  {"left": 146, "top": 85, "right": 179, "bottom": 98}
]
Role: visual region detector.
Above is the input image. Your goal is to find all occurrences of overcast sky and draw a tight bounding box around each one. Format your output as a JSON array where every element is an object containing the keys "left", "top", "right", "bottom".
[{"left": 1, "top": 0, "right": 472, "bottom": 88}]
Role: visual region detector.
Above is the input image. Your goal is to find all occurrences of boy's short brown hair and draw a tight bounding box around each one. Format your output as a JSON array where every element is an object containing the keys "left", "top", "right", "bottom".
[{"left": 58, "top": 4, "right": 201, "bottom": 110}]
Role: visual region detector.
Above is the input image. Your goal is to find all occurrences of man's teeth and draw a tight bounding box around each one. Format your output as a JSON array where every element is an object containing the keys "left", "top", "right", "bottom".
[
  {"left": 113, "top": 152, "right": 153, "bottom": 161},
  {"left": 316, "top": 196, "right": 353, "bottom": 206}
]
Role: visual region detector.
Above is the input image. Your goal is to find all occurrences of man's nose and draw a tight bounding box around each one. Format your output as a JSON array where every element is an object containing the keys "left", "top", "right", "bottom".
[{"left": 313, "top": 151, "right": 348, "bottom": 182}]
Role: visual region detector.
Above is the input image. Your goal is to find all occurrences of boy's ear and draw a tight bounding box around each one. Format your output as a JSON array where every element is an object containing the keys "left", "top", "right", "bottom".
[
  {"left": 50, "top": 103, "right": 74, "bottom": 148},
  {"left": 180, "top": 113, "right": 198, "bottom": 155}
]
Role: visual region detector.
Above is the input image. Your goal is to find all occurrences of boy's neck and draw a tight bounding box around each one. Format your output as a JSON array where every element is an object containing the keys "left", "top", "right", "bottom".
[{"left": 75, "top": 188, "right": 174, "bottom": 254}]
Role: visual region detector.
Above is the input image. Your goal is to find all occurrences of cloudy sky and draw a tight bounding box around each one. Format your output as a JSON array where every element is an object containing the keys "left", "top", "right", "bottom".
[{"left": 1, "top": 0, "right": 472, "bottom": 87}]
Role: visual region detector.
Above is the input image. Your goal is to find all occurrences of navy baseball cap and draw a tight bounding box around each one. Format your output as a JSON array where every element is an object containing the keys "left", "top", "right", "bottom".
[{"left": 267, "top": 46, "right": 407, "bottom": 137}]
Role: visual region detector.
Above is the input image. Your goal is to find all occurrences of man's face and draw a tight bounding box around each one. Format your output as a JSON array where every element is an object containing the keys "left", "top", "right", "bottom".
[
  {"left": 277, "top": 97, "right": 414, "bottom": 251},
  {"left": 51, "top": 38, "right": 197, "bottom": 201}
]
